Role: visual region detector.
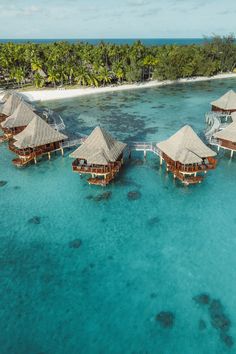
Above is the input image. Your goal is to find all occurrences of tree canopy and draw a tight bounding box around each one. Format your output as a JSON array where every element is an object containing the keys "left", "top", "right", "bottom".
[{"left": 0, "top": 35, "right": 235, "bottom": 89}]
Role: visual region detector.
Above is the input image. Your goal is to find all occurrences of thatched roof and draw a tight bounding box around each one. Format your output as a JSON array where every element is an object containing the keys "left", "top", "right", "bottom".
[
  {"left": 70, "top": 126, "right": 126, "bottom": 165},
  {"left": 211, "top": 90, "right": 236, "bottom": 111},
  {"left": 13, "top": 115, "right": 68, "bottom": 149},
  {"left": 0, "top": 91, "right": 13, "bottom": 104},
  {"left": 1, "top": 101, "right": 38, "bottom": 129},
  {"left": 157, "top": 125, "right": 216, "bottom": 164},
  {"left": 213, "top": 121, "right": 236, "bottom": 142},
  {"left": 0, "top": 92, "right": 24, "bottom": 116}
]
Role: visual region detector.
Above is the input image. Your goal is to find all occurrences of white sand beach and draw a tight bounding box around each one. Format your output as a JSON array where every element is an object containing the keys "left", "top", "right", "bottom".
[{"left": 1, "top": 73, "right": 236, "bottom": 102}]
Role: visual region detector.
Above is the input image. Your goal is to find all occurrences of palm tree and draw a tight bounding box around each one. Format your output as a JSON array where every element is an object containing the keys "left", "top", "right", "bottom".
[{"left": 47, "top": 68, "right": 60, "bottom": 87}]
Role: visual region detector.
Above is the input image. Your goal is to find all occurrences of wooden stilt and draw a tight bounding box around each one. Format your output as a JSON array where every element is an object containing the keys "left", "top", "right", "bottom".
[
  {"left": 231, "top": 150, "right": 234, "bottom": 158},
  {"left": 48, "top": 152, "right": 51, "bottom": 160},
  {"left": 61, "top": 148, "right": 64, "bottom": 156},
  {"left": 34, "top": 156, "right": 37, "bottom": 164}
]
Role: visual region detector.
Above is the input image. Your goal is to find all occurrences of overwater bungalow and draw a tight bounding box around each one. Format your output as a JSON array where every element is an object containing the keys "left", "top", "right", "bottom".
[
  {"left": 0, "top": 101, "right": 39, "bottom": 142},
  {"left": 70, "top": 126, "right": 127, "bottom": 186},
  {"left": 9, "top": 115, "right": 68, "bottom": 167},
  {"left": 0, "top": 92, "right": 24, "bottom": 123},
  {"left": 213, "top": 113, "right": 236, "bottom": 157},
  {"left": 0, "top": 91, "right": 12, "bottom": 104},
  {"left": 211, "top": 90, "right": 236, "bottom": 114},
  {"left": 157, "top": 125, "right": 217, "bottom": 185}
]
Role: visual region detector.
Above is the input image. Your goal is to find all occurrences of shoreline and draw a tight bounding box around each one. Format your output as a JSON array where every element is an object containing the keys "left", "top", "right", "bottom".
[{"left": 1, "top": 73, "right": 236, "bottom": 102}]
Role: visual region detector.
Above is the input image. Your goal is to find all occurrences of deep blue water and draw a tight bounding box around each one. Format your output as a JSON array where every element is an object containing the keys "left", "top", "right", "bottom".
[
  {"left": 1, "top": 78, "right": 236, "bottom": 353},
  {"left": 0, "top": 38, "right": 206, "bottom": 46}
]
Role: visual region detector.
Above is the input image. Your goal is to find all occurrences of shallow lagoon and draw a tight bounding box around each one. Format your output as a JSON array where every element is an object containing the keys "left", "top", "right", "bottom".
[{"left": 1, "top": 79, "right": 236, "bottom": 354}]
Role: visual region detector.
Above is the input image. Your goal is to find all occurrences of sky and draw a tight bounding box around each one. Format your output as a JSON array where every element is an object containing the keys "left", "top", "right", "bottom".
[{"left": 0, "top": 0, "right": 235, "bottom": 39}]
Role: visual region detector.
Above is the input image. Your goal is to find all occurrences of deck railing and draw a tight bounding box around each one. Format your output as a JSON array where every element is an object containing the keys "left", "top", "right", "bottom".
[
  {"left": 72, "top": 160, "right": 121, "bottom": 175},
  {"left": 129, "top": 142, "right": 160, "bottom": 156}
]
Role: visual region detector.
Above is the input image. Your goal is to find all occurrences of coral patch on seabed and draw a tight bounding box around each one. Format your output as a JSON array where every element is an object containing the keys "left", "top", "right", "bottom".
[
  {"left": 193, "top": 294, "right": 234, "bottom": 348},
  {"left": 193, "top": 293, "right": 210, "bottom": 305},
  {"left": 94, "top": 191, "right": 112, "bottom": 202},
  {"left": 28, "top": 216, "right": 41, "bottom": 225},
  {"left": 68, "top": 239, "right": 82, "bottom": 249},
  {"left": 127, "top": 190, "right": 141, "bottom": 201},
  {"left": 147, "top": 216, "right": 160, "bottom": 226},
  {"left": 156, "top": 311, "right": 175, "bottom": 328},
  {"left": 86, "top": 191, "right": 112, "bottom": 202},
  {"left": 198, "top": 319, "right": 207, "bottom": 331},
  {"left": 0, "top": 181, "right": 7, "bottom": 187}
]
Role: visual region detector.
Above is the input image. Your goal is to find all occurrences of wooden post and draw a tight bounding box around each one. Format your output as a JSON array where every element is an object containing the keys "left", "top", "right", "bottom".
[
  {"left": 34, "top": 156, "right": 37, "bottom": 164},
  {"left": 231, "top": 150, "right": 234, "bottom": 158},
  {"left": 61, "top": 148, "right": 64, "bottom": 156},
  {"left": 160, "top": 156, "right": 163, "bottom": 166},
  {"left": 144, "top": 150, "right": 147, "bottom": 158},
  {"left": 218, "top": 145, "right": 220, "bottom": 152},
  {"left": 48, "top": 152, "right": 51, "bottom": 160}
]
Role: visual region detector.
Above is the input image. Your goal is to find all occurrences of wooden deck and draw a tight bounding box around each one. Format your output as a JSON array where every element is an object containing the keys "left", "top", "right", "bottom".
[
  {"left": 9, "top": 140, "right": 64, "bottom": 167},
  {"left": 167, "top": 165, "right": 204, "bottom": 185},
  {"left": 161, "top": 153, "right": 216, "bottom": 185},
  {"left": 72, "top": 159, "right": 122, "bottom": 185}
]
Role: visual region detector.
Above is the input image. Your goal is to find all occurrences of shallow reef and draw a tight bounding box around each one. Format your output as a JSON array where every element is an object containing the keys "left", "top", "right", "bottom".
[
  {"left": 0, "top": 181, "right": 7, "bottom": 187},
  {"left": 193, "top": 293, "right": 234, "bottom": 347},
  {"left": 127, "top": 190, "right": 142, "bottom": 200},
  {"left": 156, "top": 311, "right": 175, "bottom": 328},
  {"left": 28, "top": 216, "right": 41, "bottom": 225},
  {"left": 68, "top": 239, "right": 82, "bottom": 249},
  {"left": 86, "top": 191, "right": 112, "bottom": 202}
]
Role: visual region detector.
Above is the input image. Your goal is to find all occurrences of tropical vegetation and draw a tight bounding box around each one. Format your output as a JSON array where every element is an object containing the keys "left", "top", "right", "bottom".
[{"left": 0, "top": 35, "right": 235, "bottom": 89}]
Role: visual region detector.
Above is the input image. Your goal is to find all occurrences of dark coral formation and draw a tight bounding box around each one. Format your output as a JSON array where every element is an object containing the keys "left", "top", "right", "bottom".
[
  {"left": 193, "top": 293, "right": 234, "bottom": 347},
  {"left": 209, "top": 300, "right": 231, "bottom": 332},
  {"left": 127, "top": 190, "right": 141, "bottom": 201},
  {"left": 198, "top": 319, "right": 207, "bottom": 331},
  {"left": 147, "top": 216, "right": 160, "bottom": 226},
  {"left": 0, "top": 181, "right": 7, "bottom": 187},
  {"left": 28, "top": 216, "right": 41, "bottom": 224},
  {"left": 220, "top": 333, "right": 234, "bottom": 348},
  {"left": 68, "top": 239, "right": 82, "bottom": 249},
  {"left": 86, "top": 191, "right": 112, "bottom": 202},
  {"left": 130, "top": 159, "right": 144, "bottom": 166},
  {"left": 193, "top": 293, "right": 210, "bottom": 305},
  {"left": 94, "top": 191, "right": 112, "bottom": 202},
  {"left": 156, "top": 311, "right": 175, "bottom": 328}
]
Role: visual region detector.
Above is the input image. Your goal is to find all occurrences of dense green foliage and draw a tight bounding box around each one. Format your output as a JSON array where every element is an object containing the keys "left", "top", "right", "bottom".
[{"left": 0, "top": 35, "right": 235, "bottom": 89}]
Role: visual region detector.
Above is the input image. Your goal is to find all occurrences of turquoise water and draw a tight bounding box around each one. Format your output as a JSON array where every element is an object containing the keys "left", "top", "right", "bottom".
[{"left": 1, "top": 79, "right": 236, "bottom": 354}]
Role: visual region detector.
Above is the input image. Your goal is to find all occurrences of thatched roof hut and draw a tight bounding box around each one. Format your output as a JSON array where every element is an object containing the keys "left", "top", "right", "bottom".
[
  {"left": 0, "top": 91, "right": 13, "bottom": 104},
  {"left": 70, "top": 126, "right": 126, "bottom": 165},
  {"left": 0, "top": 92, "right": 24, "bottom": 116},
  {"left": 13, "top": 115, "right": 68, "bottom": 149},
  {"left": 211, "top": 90, "right": 236, "bottom": 113},
  {"left": 213, "top": 121, "right": 236, "bottom": 143},
  {"left": 1, "top": 101, "right": 38, "bottom": 129},
  {"left": 157, "top": 125, "right": 216, "bottom": 164}
]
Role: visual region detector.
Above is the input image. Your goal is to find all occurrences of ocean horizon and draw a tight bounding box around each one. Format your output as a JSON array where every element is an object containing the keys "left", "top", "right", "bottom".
[{"left": 0, "top": 38, "right": 206, "bottom": 45}]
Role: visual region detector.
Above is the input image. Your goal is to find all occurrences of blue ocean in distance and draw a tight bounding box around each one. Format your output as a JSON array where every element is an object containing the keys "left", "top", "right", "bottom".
[{"left": 0, "top": 38, "right": 206, "bottom": 45}]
